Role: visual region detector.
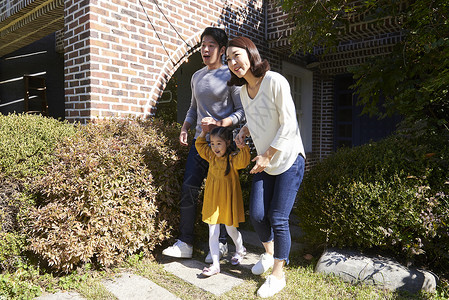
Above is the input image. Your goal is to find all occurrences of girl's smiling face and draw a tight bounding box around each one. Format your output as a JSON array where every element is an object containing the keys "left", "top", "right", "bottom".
[
  {"left": 210, "top": 134, "right": 229, "bottom": 158},
  {"left": 226, "top": 46, "right": 251, "bottom": 78}
]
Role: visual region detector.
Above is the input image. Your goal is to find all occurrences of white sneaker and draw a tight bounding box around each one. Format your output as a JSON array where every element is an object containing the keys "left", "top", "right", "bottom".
[
  {"left": 162, "top": 240, "right": 193, "bottom": 258},
  {"left": 251, "top": 253, "right": 274, "bottom": 275},
  {"left": 257, "top": 274, "right": 286, "bottom": 298},
  {"left": 204, "top": 242, "right": 228, "bottom": 263}
]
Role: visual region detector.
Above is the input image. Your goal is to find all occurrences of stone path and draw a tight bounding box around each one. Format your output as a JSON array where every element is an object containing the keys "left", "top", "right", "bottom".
[
  {"left": 33, "top": 221, "right": 439, "bottom": 299},
  {"left": 102, "top": 272, "right": 181, "bottom": 300},
  {"left": 35, "top": 228, "right": 305, "bottom": 300},
  {"left": 163, "top": 258, "right": 244, "bottom": 296}
]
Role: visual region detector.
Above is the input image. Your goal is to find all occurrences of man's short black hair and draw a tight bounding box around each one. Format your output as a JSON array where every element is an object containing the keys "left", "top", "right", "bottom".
[{"left": 200, "top": 27, "right": 228, "bottom": 49}]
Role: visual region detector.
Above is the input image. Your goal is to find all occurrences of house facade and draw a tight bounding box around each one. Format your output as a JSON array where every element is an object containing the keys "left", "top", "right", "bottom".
[{"left": 0, "top": 0, "right": 401, "bottom": 168}]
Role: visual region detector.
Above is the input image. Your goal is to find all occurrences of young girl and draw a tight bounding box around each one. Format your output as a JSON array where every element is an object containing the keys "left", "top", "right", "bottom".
[{"left": 195, "top": 126, "right": 250, "bottom": 276}]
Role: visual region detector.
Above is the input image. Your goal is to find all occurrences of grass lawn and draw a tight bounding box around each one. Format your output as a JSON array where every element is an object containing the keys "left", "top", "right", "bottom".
[{"left": 30, "top": 244, "right": 447, "bottom": 300}]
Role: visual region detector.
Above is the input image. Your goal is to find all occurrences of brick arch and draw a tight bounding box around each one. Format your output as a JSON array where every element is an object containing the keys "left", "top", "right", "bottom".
[
  {"left": 144, "top": 30, "right": 204, "bottom": 116},
  {"left": 63, "top": 0, "right": 265, "bottom": 123}
]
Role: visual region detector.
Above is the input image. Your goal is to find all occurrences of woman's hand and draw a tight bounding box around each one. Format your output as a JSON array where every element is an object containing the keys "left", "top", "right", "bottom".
[
  {"left": 235, "top": 126, "right": 249, "bottom": 148},
  {"left": 250, "top": 146, "right": 278, "bottom": 174},
  {"left": 250, "top": 155, "right": 270, "bottom": 174}
]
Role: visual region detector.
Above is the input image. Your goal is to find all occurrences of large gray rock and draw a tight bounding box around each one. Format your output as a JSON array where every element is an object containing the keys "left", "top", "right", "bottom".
[{"left": 315, "top": 248, "right": 438, "bottom": 293}]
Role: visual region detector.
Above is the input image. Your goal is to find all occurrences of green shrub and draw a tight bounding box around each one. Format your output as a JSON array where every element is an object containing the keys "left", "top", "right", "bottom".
[
  {"left": 136, "top": 117, "right": 191, "bottom": 211},
  {"left": 0, "top": 113, "right": 76, "bottom": 179},
  {"left": 295, "top": 125, "right": 449, "bottom": 272},
  {"left": 0, "top": 232, "right": 26, "bottom": 272},
  {"left": 0, "top": 176, "right": 22, "bottom": 235},
  {"left": 0, "top": 114, "right": 75, "bottom": 273},
  {"left": 0, "top": 262, "right": 45, "bottom": 300},
  {"left": 0, "top": 176, "right": 28, "bottom": 272},
  {"left": 25, "top": 118, "right": 188, "bottom": 272}
]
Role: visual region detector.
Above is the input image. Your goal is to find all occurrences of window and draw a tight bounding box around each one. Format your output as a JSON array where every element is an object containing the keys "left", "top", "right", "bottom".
[
  {"left": 334, "top": 74, "right": 401, "bottom": 150},
  {"left": 282, "top": 61, "right": 313, "bottom": 153}
]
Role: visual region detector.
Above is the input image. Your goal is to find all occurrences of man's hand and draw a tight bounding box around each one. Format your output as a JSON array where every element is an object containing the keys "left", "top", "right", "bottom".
[
  {"left": 179, "top": 122, "right": 191, "bottom": 146},
  {"left": 179, "top": 130, "right": 189, "bottom": 146},
  {"left": 201, "top": 117, "right": 218, "bottom": 132}
]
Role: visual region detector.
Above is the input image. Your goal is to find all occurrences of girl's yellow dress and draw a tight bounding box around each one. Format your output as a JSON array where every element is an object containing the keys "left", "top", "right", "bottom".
[{"left": 195, "top": 137, "right": 250, "bottom": 227}]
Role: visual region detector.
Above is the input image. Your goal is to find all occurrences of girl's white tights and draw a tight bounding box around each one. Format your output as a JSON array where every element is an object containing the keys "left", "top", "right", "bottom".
[
  {"left": 208, "top": 224, "right": 244, "bottom": 269},
  {"left": 225, "top": 225, "right": 244, "bottom": 254}
]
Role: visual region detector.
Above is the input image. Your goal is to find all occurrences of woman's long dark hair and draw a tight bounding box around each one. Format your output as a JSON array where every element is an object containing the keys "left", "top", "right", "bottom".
[
  {"left": 210, "top": 126, "right": 235, "bottom": 176},
  {"left": 227, "top": 36, "right": 270, "bottom": 87}
]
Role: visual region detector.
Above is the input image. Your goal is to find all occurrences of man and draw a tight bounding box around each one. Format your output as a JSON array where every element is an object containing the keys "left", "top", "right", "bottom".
[{"left": 162, "top": 27, "right": 244, "bottom": 262}]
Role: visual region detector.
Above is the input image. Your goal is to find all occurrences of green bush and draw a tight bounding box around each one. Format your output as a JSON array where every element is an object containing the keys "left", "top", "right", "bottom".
[
  {"left": 0, "top": 176, "right": 22, "bottom": 235},
  {"left": 0, "top": 271, "right": 41, "bottom": 300},
  {"left": 0, "top": 114, "right": 75, "bottom": 272},
  {"left": 295, "top": 124, "right": 449, "bottom": 272},
  {"left": 0, "top": 177, "right": 27, "bottom": 271},
  {"left": 0, "top": 232, "right": 26, "bottom": 272},
  {"left": 25, "top": 118, "right": 188, "bottom": 272},
  {"left": 0, "top": 113, "right": 76, "bottom": 179}
]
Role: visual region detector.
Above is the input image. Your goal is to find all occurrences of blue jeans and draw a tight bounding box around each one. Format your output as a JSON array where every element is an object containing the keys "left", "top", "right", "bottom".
[
  {"left": 249, "top": 155, "right": 305, "bottom": 264},
  {"left": 178, "top": 140, "right": 227, "bottom": 245}
]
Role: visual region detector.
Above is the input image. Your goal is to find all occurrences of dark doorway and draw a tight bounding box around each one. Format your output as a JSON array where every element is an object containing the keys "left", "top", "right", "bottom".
[
  {"left": 155, "top": 51, "right": 203, "bottom": 124},
  {"left": 0, "top": 32, "right": 65, "bottom": 119}
]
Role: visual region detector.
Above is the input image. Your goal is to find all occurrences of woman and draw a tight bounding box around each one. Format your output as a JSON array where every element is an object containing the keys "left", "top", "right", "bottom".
[{"left": 226, "top": 36, "right": 306, "bottom": 298}]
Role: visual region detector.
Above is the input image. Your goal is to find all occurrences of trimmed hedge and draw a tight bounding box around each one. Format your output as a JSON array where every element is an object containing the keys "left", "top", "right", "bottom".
[
  {"left": 0, "top": 115, "right": 190, "bottom": 272},
  {"left": 24, "top": 118, "right": 189, "bottom": 271},
  {"left": 0, "top": 114, "right": 76, "bottom": 272},
  {"left": 0, "top": 113, "right": 76, "bottom": 179},
  {"left": 295, "top": 124, "right": 449, "bottom": 273}
]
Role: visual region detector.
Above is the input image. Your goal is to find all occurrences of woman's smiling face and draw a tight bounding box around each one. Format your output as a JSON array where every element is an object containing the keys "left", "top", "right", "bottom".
[{"left": 226, "top": 46, "right": 251, "bottom": 78}]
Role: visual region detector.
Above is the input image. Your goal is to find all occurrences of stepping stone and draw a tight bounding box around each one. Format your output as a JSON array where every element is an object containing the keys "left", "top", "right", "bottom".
[
  {"left": 103, "top": 272, "right": 180, "bottom": 300},
  {"left": 35, "top": 291, "right": 86, "bottom": 300},
  {"left": 239, "top": 251, "right": 261, "bottom": 270},
  {"left": 224, "top": 243, "right": 263, "bottom": 270},
  {"left": 162, "top": 259, "right": 244, "bottom": 296},
  {"left": 315, "top": 248, "right": 438, "bottom": 293}
]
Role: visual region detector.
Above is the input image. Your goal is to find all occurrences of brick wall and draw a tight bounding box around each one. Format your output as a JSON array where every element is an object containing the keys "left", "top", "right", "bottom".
[
  {"left": 0, "top": 0, "right": 31, "bottom": 22},
  {"left": 2, "top": 0, "right": 332, "bottom": 166},
  {"left": 64, "top": 0, "right": 266, "bottom": 123},
  {"left": 55, "top": 29, "right": 64, "bottom": 53},
  {"left": 266, "top": 0, "right": 293, "bottom": 52},
  {"left": 319, "top": 77, "right": 335, "bottom": 156},
  {"left": 317, "top": 32, "right": 403, "bottom": 75}
]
